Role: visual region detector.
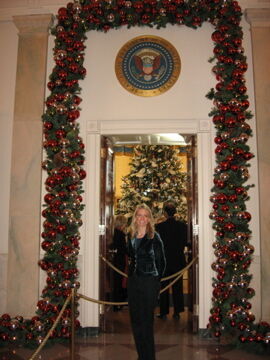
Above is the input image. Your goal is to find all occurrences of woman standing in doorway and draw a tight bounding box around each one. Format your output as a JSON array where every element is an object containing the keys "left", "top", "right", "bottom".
[{"left": 127, "top": 204, "right": 166, "bottom": 360}]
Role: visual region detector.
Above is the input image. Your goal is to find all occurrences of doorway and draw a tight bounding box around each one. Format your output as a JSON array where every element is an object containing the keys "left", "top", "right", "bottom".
[
  {"left": 99, "top": 133, "right": 198, "bottom": 333},
  {"left": 82, "top": 118, "right": 213, "bottom": 331}
]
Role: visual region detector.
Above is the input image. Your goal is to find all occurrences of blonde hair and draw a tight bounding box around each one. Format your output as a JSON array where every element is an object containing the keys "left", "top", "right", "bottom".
[
  {"left": 114, "top": 214, "right": 127, "bottom": 230},
  {"left": 130, "top": 204, "right": 155, "bottom": 239}
]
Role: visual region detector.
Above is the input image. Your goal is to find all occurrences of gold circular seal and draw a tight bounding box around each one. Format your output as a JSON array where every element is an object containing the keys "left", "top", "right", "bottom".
[{"left": 115, "top": 35, "right": 181, "bottom": 97}]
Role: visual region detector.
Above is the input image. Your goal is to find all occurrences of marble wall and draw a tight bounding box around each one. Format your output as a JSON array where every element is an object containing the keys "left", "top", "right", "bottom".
[
  {"left": 0, "top": 255, "right": 8, "bottom": 313},
  {"left": 7, "top": 14, "right": 52, "bottom": 317}
]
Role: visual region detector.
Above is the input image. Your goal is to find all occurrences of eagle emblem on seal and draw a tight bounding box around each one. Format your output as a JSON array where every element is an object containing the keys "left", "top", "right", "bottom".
[{"left": 133, "top": 49, "right": 165, "bottom": 81}]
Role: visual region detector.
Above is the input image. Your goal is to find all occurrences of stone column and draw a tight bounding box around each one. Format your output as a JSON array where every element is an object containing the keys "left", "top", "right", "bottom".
[
  {"left": 245, "top": 8, "right": 270, "bottom": 322},
  {"left": 7, "top": 14, "right": 53, "bottom": 317}
]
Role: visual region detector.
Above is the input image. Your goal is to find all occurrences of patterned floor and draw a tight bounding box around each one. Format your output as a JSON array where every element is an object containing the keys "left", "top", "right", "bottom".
[{"left": 0, "top": 308, "right": 268, "bottom": 360}]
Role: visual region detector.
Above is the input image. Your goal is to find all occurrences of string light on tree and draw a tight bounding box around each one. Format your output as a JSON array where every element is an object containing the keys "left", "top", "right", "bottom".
[{"left": 116, "top": 145, "right": 188, "bottom": 222}]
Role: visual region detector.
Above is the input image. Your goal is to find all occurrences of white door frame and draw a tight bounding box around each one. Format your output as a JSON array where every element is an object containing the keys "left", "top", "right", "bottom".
[{"left": 80, "top": 118, "right": 215, "bottom": 330}]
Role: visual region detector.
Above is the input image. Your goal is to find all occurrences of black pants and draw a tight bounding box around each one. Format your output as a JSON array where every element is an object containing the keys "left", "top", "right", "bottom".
[
  {"left": 128, "top": 275, "right": 160, "bottom": 360},
  {"left": 113, "top": 271, "right": 126, "bottom": 302},
  {"left": 159, "top": 275, "right": 184, "bottom": 315}
]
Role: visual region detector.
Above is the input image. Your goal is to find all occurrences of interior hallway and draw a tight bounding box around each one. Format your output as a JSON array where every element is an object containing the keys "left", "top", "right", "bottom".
[{"left": 0, "top": 308, "right": 268, "bottom": 360}]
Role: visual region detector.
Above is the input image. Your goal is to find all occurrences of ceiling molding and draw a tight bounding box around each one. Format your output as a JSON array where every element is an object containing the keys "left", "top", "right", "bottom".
[
  {"left": 245, "top": 8, "right": 270, "bottom": 26},
  {"left": 0, "top": 7, "right": 57, "bottom": 21},
  {"left": 0, "top": 1, "right": 65, "bottom": 21}
]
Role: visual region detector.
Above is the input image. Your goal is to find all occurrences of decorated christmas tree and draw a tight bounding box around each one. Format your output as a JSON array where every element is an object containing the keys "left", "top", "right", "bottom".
[{"left": 116, "top": 145, "right": 188, "bottom": 222}]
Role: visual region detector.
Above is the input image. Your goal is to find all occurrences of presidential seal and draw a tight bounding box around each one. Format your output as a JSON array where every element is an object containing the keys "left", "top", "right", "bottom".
[{"left": 115, "top": 35, "right": 181, "bottom": 97}]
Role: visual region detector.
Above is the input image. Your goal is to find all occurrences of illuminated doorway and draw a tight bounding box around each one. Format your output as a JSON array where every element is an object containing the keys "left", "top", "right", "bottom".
[
  {"left": 99, "top": 133, "right": 198, "bottom": 333},
  {"left": 82, "top": 118, "right": 213, "bottom": 332}
]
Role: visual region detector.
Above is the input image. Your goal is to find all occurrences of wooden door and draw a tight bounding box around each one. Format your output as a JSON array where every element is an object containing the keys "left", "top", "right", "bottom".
[
  {"left": 186, "top": 135, "right": 199, "bottom": 333},
  {"left": 99, "top": 136, "right": 114, "bottom": 332}
]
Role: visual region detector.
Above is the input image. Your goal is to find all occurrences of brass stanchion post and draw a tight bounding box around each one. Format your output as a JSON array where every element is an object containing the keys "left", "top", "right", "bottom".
[{"left": 70, "top": 288, "right": 76, "bottom": 360}]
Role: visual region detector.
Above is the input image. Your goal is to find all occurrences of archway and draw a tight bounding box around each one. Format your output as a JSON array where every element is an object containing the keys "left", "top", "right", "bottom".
[{"left": 2, "top": 0, "right": 269, "bottom": 351}]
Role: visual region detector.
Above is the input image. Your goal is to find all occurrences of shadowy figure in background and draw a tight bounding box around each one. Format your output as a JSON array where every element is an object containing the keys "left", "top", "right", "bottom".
[
  {"left": 111, "top": 214, "right": 128, "bottom": 311},
  {"left": 127, "top": 204, "right": 166, "bottom": 360},
  {"left": 156, "top": 201, "right": 188, "bottom": 320}
]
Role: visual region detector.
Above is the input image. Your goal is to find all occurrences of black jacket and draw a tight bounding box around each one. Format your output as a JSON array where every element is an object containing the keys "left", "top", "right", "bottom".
[
  {"left": 111, "top": 228, "right": 127, "bottom": 270},
  {"left": 156, "top": 217, "right": 187, "bottom": 273},
  {"left": 127, "top": 232, "right": 166, "bottom": 279}
]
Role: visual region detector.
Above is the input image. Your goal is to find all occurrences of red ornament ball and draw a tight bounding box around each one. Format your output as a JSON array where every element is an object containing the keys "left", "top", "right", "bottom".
[
  {"left": 239, "top": 335, "right": 246, "bottom": 343},
  {"left": 79, "top": 169, "right": 87, "bottom": 180},
  {"left": 1, "top": 313, "right": 11, "bottom": 321}
]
